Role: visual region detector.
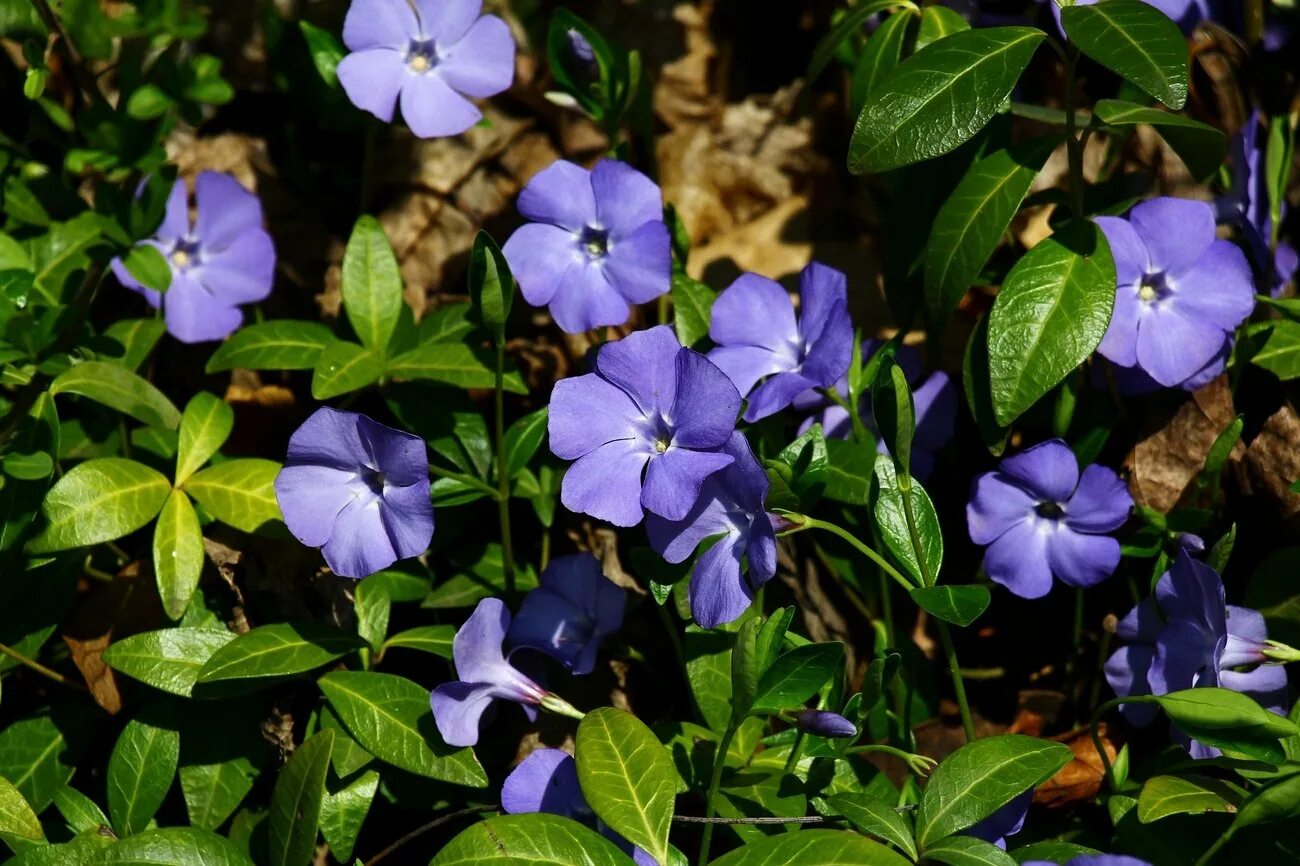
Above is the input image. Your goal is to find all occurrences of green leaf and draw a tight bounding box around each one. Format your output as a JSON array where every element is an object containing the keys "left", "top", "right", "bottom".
[
  {"left": 342, "top": 216, "right": 403, "bottom": 353},
  {"left": 671, "top": 273, "right": 717, "bottom": 348},
  {"left": 0, "top": 714, "right": 84, "bottom": 814},
  {"left": 503, "top": 408, "right": 548, "bottom": 480},
  {"left": 685, "top": 625, "right": 736, "bottom": 732},
  {"left": 26, "top": 458, "right": 170, "bottom": 554},
  {"left": 354, "top": 577, "right": 390, "bottom": 653},
  {"left": 731, "top": 617, "right": 761, "bottom": 723},
  {"left": 871, "top": 359, "right": 914, "bottom": 476},
  {"left": 101, "top": 319, "right": 166, "bottom": 372},
  {"left": 103, "top": 628, "right": 235, "bottom": 698},
  {"left": 1061, "top": 0, "right": 1189, "bottom": 109},
  {"left": 175, "top": 393, "right": 233, "bottom": 486},
  {"left": 50, "top": 361, "right": 181, "bottom": 430},
  {"left": 915, "top": 734, "right": 1072, "bottom": 847},
  {"left": 824, "top": 438, "right": 876, "bottom": 506},
  {"left": 575, "top": 707, "right": 677, "bottom": 866},
  {"left": 299, "top": 20, "right": 345, "bottom": 87},
  {"left": 196, "top": 623, "right": 365, "bottom": 688},
  {"left": 267, "top": 729, "right": 332, "bottom": 866},
  {"left": 716, "top": 768, "right": 806, "bottom": 843},
  {"left": 178, "top": 757, "right": 257, "bottom": 833},
  {"left": 317, "top": 671, "right": 486, "bottom": 786},
  {"left": 922, "top": 835, "right": 1017, "bottom": 866},
  {"left": 1150, "top": 688, "right": 1298, "bottom": 763},
  {"left": 850, "top": 9, "right": 911, "bottom": 114},
  {"left": 711, "top": 829, "right": 911, "bottom": 866},
  {"left": 1248, "top": 320, "right": 1300, "bottom": 381},
  {"left": 381, "top": 625, "right": 454, "bottom": 659},
  {"left": 182, "top": 458, "right": 282, "bottom": 533},
  {"left": 1092, "top": 99, "right": 1224, "bottom": 180},
  {"left": 1225, "top": 772, "right": 1300, "bottom": 833},
  {"left": 806, "top": 0, "right": 901, "bottom": 85},
  {"left": 153, "top": 490, "right": 205, "bottom": 620},
  {"left": 827, "top": 792, "right": 917, "bottom": 861},
  {"left": 319, "top": 769, "right": 378, "bottom": 864},
  {"left": 924, "top": 137, "right": 1058, "bottom": 326},
  {"left": 52, "top": 785, "right": 109, "bottom": 833},
  {"left": 432, "top": 813, "right": 635, "bottom": 866},
  {"left": 987, "top": 219, "right": 1115, "bottom": 426},
  {"left": 752, "top": 643, "right": 843, "bottom": 713},
  {"left": 4, "top": 452, "right": 53, "bottom": 481},
  {"left": 107, "top": 717, "right": 180, "bottom": 836},
  {"left": 873, "top": 460, "right": 943, "bottom": 585},
  {"left": 312, "top": 340, "right": 383, "bottom": 400},
  {"left": 848, "top": 27, "right": 1045, "bottom": 174},
  {"left": 909, "top": 584, "right": 991, "bottom": 627},
  {"left": 963, "top": 315, "right": 1008, "bottom": 455},
  {"left": 205, "top": 320, "right": 335, "bottom": 373},
  {"left": 387, "top": 342, "right": 528, "bottom": 393},
  {"left": 1136, "top": 775, "right": 1240, "bottom": 824},
  {"left": 915, "top": 5, "right": 970, "bottom": 50},
  {"left": 90, "top": 826, "right": 254, "bottom": 865},
  {"left": 122, "top": 244, "right": 173, "bottom": 293},
  {"left": 0, "top": 776, "right": 44, "bottom": 851},
  {"left": 468, "top": 231, "right": 514, "bottom": 329}
]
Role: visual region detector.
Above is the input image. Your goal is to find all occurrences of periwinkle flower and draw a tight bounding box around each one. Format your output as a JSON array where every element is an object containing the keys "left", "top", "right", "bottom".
[
  {"left": 549, "top": 325, "right": 740, "bottom": 527},
  {"left": 336, "top": 0, "right": 515, "bottom": 138},
  {"left": 565, "top": 29, "right": 599, "bottom": 79},
  {"left": 274, "top": 407, "right": 433, "bottom": 579},
  {"left": 967, "top": 439, "right": 1132, "bottom": 599},
  {"left": 1104, "top": 551, "right": 1287, "bottom": 759},
  {"left": 1095, "top": 198, "right": 1254, "bottom": 388},
  {"left": 111, "top": 172, "right": 274, "bottom": 344},
  {"left": 506, "top": 553, "right": 624, "bottom": 675},
  {"left": 503, "top": 159, "right": 671, "bottom": 333},
  {"left": 431, "top": 598, "right": 549, "bottom": 747},
  {"left": 503, "top": 749, "right": 657, "bottom": 866},
  {"left": 1218, "top": 111, "right": 1298, "bottom": 297},
  {"left": 792, "top": 709, "right": 857, "bottom": 739},
  {"left": 707, "top": 262, "right": 853, "bottom": 422},
  {"left": 1025, "top": 858, "right": 1152, "bottom": 866},
  {"left": 646, "top": 431, "right": 776, "bottom": 629},
  {"left": 967, "top": 791, "right": 1030, "bottom": 850}
]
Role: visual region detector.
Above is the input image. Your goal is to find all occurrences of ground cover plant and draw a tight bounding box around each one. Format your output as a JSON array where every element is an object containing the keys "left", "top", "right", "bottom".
[{"left": 0, "top": 0, "right": 1299, "bottom": 864}]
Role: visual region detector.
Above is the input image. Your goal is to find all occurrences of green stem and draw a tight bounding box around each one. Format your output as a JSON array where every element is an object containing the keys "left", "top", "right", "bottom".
[
  {"left": 493, "top": 334, "right": 516, "bottom": 601},
  {"left": 0, "top": 642, "right": 88, "bottom": 693},
  {"left": 539, "top": 693, "right": 586, "bottom": 721},
  {"left": 1194, "top": 831, "right": 1234, "bottom": 866},
  {"left": 1063, "top": 49, "right": 1086, "bottom": 218},
  {"left": 783, "top": 732, "right": 807, "bottom": 774},
  {"left": 937, "top": 622, "right": 976, "bottom": 743},
  {"left": 790, "top": 515, "right": 914, "bottom": 593},
  {"left": 427, "top": 462, "right": 498, "bottom": 498},
  {"left": 698, "top": 723, "right": 738, "bottom": 866},
  {"left": 820, "top": 386, "right": 870, "bottom": 444}
]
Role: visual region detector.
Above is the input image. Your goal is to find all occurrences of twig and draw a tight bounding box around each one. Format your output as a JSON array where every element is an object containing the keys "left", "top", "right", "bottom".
[
  {"left": 674, "top": 815, "right": 832, "bottom": 825},
  {"left": 0, "top": 642, "right": 89, "bottom": 693},
  {"left": 27, "top": 0, "right": 97, "bottom": 108},
  {"left": 364, "top": 805, "right": 496, "bottom": 866}
]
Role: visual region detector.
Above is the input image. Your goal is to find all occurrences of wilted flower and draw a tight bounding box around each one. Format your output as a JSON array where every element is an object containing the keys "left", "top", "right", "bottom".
[
  {"left": 1095, "top": 198, "right": 1254, "bottom": 388},
  {"left": 507, "top": 553, "right": 625, "bottom": 675},
  {"left": 274, "top": 407, "right": 433, "bottom": 579},
  {"left": 1104, "top": 551, "right": 1287, "bottom": 758},
  {"left": 707, "top": 262, "right": 853, "bottom": 422},
  {"left": 1025, "top": 857, "right": 1152, "bottom": 866},
  {"left": 111, "top": 172, "right": 274, "bottom": 344},
  {"left": 503, "top": 749, "right": 657, "bottom": 866},
  {"left": 503, "top": 159, "right": 670, "bottom": 333},
  {"left": 336, "top": 0, "right": 515, "bottom": 138},
  {"left": 1218, "top": 111, "right": 1298, "bottom": 297},
  {"left": 967, "top": 791, "right": 1030, "bottom": 850},
  {"left": 792, "top": 709, "right": 857, "bottom": 739},
  {"left": 549, "top": 325, "right": 740, "bottom": 527},
  {"left": 646, "top": 431, "right": 776, "bottom": 629},
  {"left": 431, "top": 598, "right": 549, "bottom": 747},
  {"left": 967, "top": 439, "right": 1132, "bottom": 599}
]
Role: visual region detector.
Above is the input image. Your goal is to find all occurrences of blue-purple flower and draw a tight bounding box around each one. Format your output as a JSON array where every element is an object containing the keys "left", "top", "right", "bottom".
[
  {"left": 1025, "top": 857, "right": 1152, "bottom": 866},
  {"left": 506, "top": 553, "right": 624, "bottom": 675},
  {"left": 503, "top": 159, "right": 671, "bottom": 333},
  {"left": 431, "top": 598, "right": 549, "bottom": 747},
  {"left": 646, "top": 431, "right": 776, "bottom": 629},
  {"left": 549, "top": 325, "right": 740, "bottom": 527},
  {"left": 1095, "top": 198, "right": 1254, "bottom": 388},
  {"left": 792, "top": 709, "right": 856, "bottom": 739},
  {"left": 1104, "top": 551, "right": 1287, "bottom": 759},
  {"left": 274, "top": 408, "right": 433, "bottom": 579},
  {"left": 967, "top": 439, "right": 1132, "bottom": 599},
  {"left": 1218, "top": 111, "right": 1298, "bottom": 298},
  {"left": 707, "top": 262, "right": 853, "bottom": 422},
  {"left": 967, "top": 791, "right": 1030, "bottom": 850},
  {"left": 111, "top": 172, "right": 275, "bottom": 344},
  {"left": 336, "top": 0, "right": 514, "bottom": 138},
  {"left": 503, "top": 749, "right": 657, "bottom": 866}
]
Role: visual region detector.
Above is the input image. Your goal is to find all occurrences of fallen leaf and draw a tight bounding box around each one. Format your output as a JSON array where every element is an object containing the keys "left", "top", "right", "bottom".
[{"left": 1241, "top": 404, "right": 1300, "bottom": 522}]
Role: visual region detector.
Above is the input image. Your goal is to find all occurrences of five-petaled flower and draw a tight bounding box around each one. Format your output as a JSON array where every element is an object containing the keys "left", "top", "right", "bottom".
[
  {"left": 1218, "top": 110, "right": 1298, "bottom": 297},
  {"left": 275, "top": 408, "right": 433, "bottom": 579},
  {"left": 1105, "top": 551, "right": 1287, "bottom": 759},
  {"left": 967, "top": 791, "right": 1030, "bottom": 850},
  {"left": 431, "top": 598, "right": 550, "bottom": 747},
  {"left": 1095, "top": 198, "right": 1254, "bottom": 389},
  {"left": 112, "top": 172, "right": 275, "bottom": 344},
  {"left": 967, "top": 439, "right": 1132, "bottom": 599},
  {"left": 506, "top": 553, "right": 625, "bottom": 675},
  {"left": 646, "top": 431, "right": 776, "bottom": 629},
  {"left": 549, "top": 325, "right": 740, "bottom": 527},
  {"left": 337, "top": 0, "right": 515, "bottom": 139},
  {"left": 708, "top": 262, "right": 853, "bottom": 422},
  {"left": 503, "top": 159, "right": 671, "bottom": 333}
]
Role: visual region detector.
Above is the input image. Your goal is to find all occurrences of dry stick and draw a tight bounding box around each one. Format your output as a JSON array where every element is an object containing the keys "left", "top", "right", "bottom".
[
  {"left": 364, "top": 805, "right": 497, "bottom": 866},
  {"left": 0, "top": 642, "right": 88, "bottom": 693}
]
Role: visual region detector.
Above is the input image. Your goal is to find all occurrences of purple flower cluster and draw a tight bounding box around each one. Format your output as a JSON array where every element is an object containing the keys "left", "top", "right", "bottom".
[
  {"left": 113, "top": 172, "right": 275, "bottom": 344},
  {"left": 1105, "top": 552, "right": 1287, "bottom": 758}
]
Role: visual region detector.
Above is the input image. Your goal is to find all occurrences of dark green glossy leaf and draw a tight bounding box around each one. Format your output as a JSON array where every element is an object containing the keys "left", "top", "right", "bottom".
[
  {"left": 195, "top": 623, "right": 365, "bottom": 687},
  {"left": 752, "top": 643, "right": 843, "bottom": 713},
  {"left": 871, "top": 358, "right": 914, "bottom": 476},
  {"left": 850, "top": 9, "right": 911, "bottom": 115},
  {"left": 1062, "top": 0, "right": 1189, "bottom": 109},
  {"left": 205, "top": 320, "right": 334, "bottom": 373},
  {"left": 909, "top": 584, "right": 991, "bottom": 627},
  {"left": 873, "top": 460, "right": 943, "bottom": 585},
  {"left": 671, "top": 273, "right": 717, "bottom": 348},
  {"left": 1093, "top": 99, "right": 1224, "bottom": 180},
  {"left": 806, "top": 0, "right": 903, "bottom": 85},
  {"left": 1151, "top": 688, "right": 1298, "bottom": 763},
  {"left": 731, "top": 617, "right": 761, "bottom": 722},
  {"left": 685, "top": 624, "right": 735, "bottom": 732},
  {"left": 915, "top": 4, "right": 969, "bottom": 50},
  {"left": 319, "top": 769, "right": 378, "bottom": 863},
  {"left": 711, "top": 829, "right": 911, "bottom": 866},
  {"left": 469, "top": 231, "right": 514, "bottom": 329},
  {"left": 381, "top": 625, "right": 454, "bottom": 659},
  {"left": 825, "top": 439, "right": 876, "bottom": 506},
  {"left": 963, "top": 315, "right": 1008, "bottom": 454},
  {"left": 90, "top": 826, "right": 254, "bottom": 865},
  {"left": 267, "top": 729, "right": 332, "bottom": 866},
  {"left": 503, "top": 408, "right": 548, "bottom": 480},
  {"left": 828, "top": 792, "right": 916, "bottom": 860}
]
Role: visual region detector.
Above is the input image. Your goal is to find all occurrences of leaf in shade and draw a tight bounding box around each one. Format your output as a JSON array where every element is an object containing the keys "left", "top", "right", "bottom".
[
  {"left": 267, "top": 729, "right": 332, "bottom": 866},
  {"left": 1092, "top": 99, "right": 1224, "bottom": 180},
  {"left": 381, "top": 625, "right": 455, "bottom": 659},
  {"left": 1062, "top": 0, "right": 1189, "bottom": 109},
  {"left": 468, "top": 231, "right": 515, "bottom": 329},
  {"left": 827, "top": 792, "right": 917, "bottom": 861},
  {"left": 710, "top": 829, "right": 912, "bottom": 866},
  {"left": 909, "top": 584, "right": 991, "bottom": 627},
  {"left": 752, "top": 643, "right": 843, "bottom": 713},
  {"left": 50, "top": 361, "right": 181, "bottom": 430},
  {"left": 805, "top": 0, "right": 903, "bottom": 86},
  {"left": 849, "top": 9, "right": 911, "bottom": 115}
]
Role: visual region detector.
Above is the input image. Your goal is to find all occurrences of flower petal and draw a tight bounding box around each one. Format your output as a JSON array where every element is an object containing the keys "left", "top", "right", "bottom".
[
  {"left": 1045, "top": 528, "right": 1120, "bottom": 588},
  {"left": 998, "top": 439, "right": 1079, "bottom": 503},
  {"left": 414, "top": 0, "right": 480, "bottom": 43},
  {"left": 1166, "top": 240, "right": 1255, "bottom": 331},
  {"left": 1104, "top": 645, "right": 1161, "bottom": 727},
  {"left": 1219, "top": 666, "right": 1288, "bottom": 714},
  {"left": 430, "top": 681, "right": 496, "bottom": 747},
  {"left": 1136, "top": 303, "right": 1231, "bottom": 387},
  {"left": 645, "top": 494, "right": 731, "bottom": 564},
  {"left": 709, "top": 273, "right": 798, "bottom": 349},
  {"left": 603, "top": 220, "right": 671, "bottom": 304},
  {"left": 501, "top": 749, "right": 587, "bottom": 817},
  {"left": 548, "top": 373, "right": 641, "bottom": 460},
  {"left": 672, "top": 349, "right": 741, "bottom": 446},
  {"left": 344, "top": 0, "right": 418, "bottom": 50},
  {"left": 1097, "top": 277, "right": 1143, "bottom": 368},
  {"left": 436, "top": 15, "right": 515, "bottom": 98},
  {"left": 913, "top": 372, "right": 957, "bottom": 452},
  {"left": 507, "top": 586, "right": 587, "bottom": 671},
  {"left": 1221, "top": 605, "right": 1269, "bottom": 667},
  {"left": 338, "top": 48, "right": 406, "bottom": 123},
  {"left": 967, "top": 472, "right": 1035, "bottom": 545},
  {"left": 162, "top": 272, "right": 244, "bottom": 343},
  {"left": 1063, "top": 464, "right": 1132, "bottom": 533},
  {"left": 689, "top": 534, "right": 749, "bottom": 629},
  {"left": 560, "top": 439, "right": 650, "bottom": 528},
  {"left": 591, "top": 160, "right": 664, "bottom": 239},
  {"left": 547, "top": 259, "right": 631, "bottom": 333},
  {"left": 320, "top": 495, "right": 397, "bottom": 578},
  {"left": 983, "top": 519, "right": 1054, "bottom": 599},
  {"left": 743, "top": 370, "right": 817, "bottom": 423},
  {"left": 377, "top": 481, "right": 434, "bottom": 561},
  {"left": 193, "top": 172, "right": 264, "bottom": 251},
  {"left": 799, "top": 298, "right": 853, "bottom": 388},
  {"left": 1150, "top": 619, "right": 1216, "bottom": 694},
  {"left": 400, "top": 71, "right": 482, "bottom": 138},
  {"left": 1129, "top": 197, "right": 1215, "bottom": 274},
  {"left": 641, "top": 447, "right": 734, "bottom": 521},
  {"left": 191, "top": 229, "right": 275, "bottom": 304},
  {"left": 285, "top": 407, "right": 368, "bottom": 470},
  {"left": 708, "top": 345, "right": 791, "bottom": 398},
  {"left": 595, "top": 326, "right": 681, "bottom": 418},
  {"left": 452, "top": 597, "right": 511, "bottom": 681},
  {"left": 503, "top": 222, "right": 580, "bottom": 308},
  {"left": 274, "top": 464, "right": 357, "bottom": 548},
  {"left": 517, "top": 160, "right": 597, "bottom": 232},
  {"left": 157, "top": 179, "right": 191, "bottom": 242},
  {"left": 1094, "top": 215, "right": 1149, "bottom": 285}
]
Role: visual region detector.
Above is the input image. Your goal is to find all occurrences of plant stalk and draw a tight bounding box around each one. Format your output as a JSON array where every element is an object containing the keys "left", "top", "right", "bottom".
[
  {"left": 493, "top": 334, "right": 516, "bottom": 601},
  {"left": 697, "top": 722, "right": 738, "bottom": 866}
]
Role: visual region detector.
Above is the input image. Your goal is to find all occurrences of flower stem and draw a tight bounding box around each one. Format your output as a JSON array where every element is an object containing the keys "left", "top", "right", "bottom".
[
  {"left": 783, "top": 732, "right": 807, "bottom": 774},
  {"left": 493, "top": 335, "right": 516, "bottom": 602},
  {"left": 427, "top": 462, "right": 498, "bottom": 498},
  {"left": 0, "top": 642, "right": 88, "bottom": 693},
  {"left": 697, "top": 722, "right": 738, "bottom": 866},
  {"left": 539, "top": 693, "right": 586, "bottom": 721},
  {"left": 936, "top": 622, "right": 976, "bottom": 743},
  {"left": 846, "top": 744, "right": 938, "bottom": 776},
  {"left": 1063, "top": 48, "right": 1087, "bottom": 219},
  {"left": 788, "top": 515, "right": 914, "bottom": 593}
]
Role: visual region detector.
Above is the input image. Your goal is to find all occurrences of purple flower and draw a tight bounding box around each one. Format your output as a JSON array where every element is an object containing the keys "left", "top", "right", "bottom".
[
  {"left": 549, "top": 325, "right": 740, "bottom": 527},
  {"left": 967, "top": 439, "right": 1132, "bottom": 599},
  {"left": 336, "top": 0, "right": 514, "bottom": 139},
  {"left": 646, "top": 431, "right": 776, "bottom": 629},
  {"left": 1025, "top": 858, "right": 1152, "bottom": 866},
  {"left": 707, "top": 262, "right": 853, "bottom": 422},
  {"left": 431, "top": 598, "right": 549, "bottom": 747},
  {"left": 1049, "top": 0, "right": 1211, "bottom": 33},
  {"left": 792, "top": 709, "right": 857, "bottom": 739},
  {"left": 967, "top": 791, "right": 1030, "bottom": 850},
  {"left": 111, "top": 172, "right": 274, "bottom": 344},
  {"left": 1104, "top": 551, "right": 1287, "bottom": 759},
  {"left": 1093, "top": 337, "right": 1230, "bottom": 395},
  {"left": 506, "top": 553, "right": 625, "bottom": 675},
  {"left": 275, "top": 408, "right": 433, "bottom": 579},
  {"left": 565, "top": 30, "right": 599, "bottom": 78},
  {"left": 1094, "top": 198, "right": 1254, "bottom": 388},
  {"left": 503, "top": 749, "right": 657, "bottom": 866},
  {"left": 795, "top": 343, "right": 956, "bottom": 479},
  {"left": 503, "top": 159, "right": 671, "bottom": 333},
  {"left": 1218, "top": 111, "right": 1298, "bottom": 298}
]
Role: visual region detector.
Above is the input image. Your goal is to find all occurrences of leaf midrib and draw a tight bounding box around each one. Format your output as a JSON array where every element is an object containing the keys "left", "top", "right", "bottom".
[{"left": 918, "top": 747, "right": 1059, "bottom": 845}]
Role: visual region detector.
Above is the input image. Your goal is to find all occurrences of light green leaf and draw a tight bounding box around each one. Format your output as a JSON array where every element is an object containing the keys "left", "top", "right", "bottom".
[
  {"left": 915, "top": 4, "right": 969, "bottom": 50},
  {"left": 1248, "top": 320, "right": 1300, "bottom": 381},
  {"left": 312, "top": 340, "right": 383, "bottom": 400},
  {"left": 299, "top": 20, "right": 345, "bottom": 87},
  {"left": 873, "top": 460, "right": 943, "bottom": 585},
  {"left": 50, "top": 361, "right": 181, "bottom": 430},
  {"left": 752, "top": 643, "right": 843, "bottom": 713},
  {"left": 182, "top": 458, "right": 282, "bottom": 534},
  {"left": 387, "top": 341, "right": 528, "bottom": 394},
  {"left": 122, "top": 244, "right": 172, "bottom": 293},
  {"left": 575, "top": 707, "right": 677, "bottom": 866},
  {"left": 1150, "top": 687, "right": 1298, "bottom": 763},
  {"left": 103, "top": 628, "right": 235, "bottom": 698},
  {"left": 671, "top": 273, "right": 717, "bottom": 348},
  {"left": 107, "top": 717, "right": 180, "bottom": 836},
  {"left": 205, "top": 320, "right": 335, "bottom": 373},
  {"left": 1093, "top": 99, "right": 1224, "bottom": 180},
  {"left": 319, "top": 769, "right": 378, "bottom": 864},
  {"left": 922, "top": 835, "right": 1016, "bottom": 866},
  {"left": 342, "top": 216, "right": 403, "bottom": 353},
  {"left": 0, "top": 715, "right": 80, "bottom": 813},
  {"left": 26, "top": 458, "right": 170, "bottom": 554},
  {"left": 381, "top": 625, "right": 454, "bottom": 659},
  {"left": 0, "top": 776, "right": 45, "bottom": 852},
  {"left": 909, "top": 584, "right": 990, "bottom": 627},
  {"left": 432, "top": 813, "right": 635, "bottom": 866},
  {"left": 196, "top": 623, "right": 365, "bottom": 688},
  {"left": 849, "top": 27, "right": 1045, "bottom": 174},
  {"left": 101, "top": 319, "right": 166, "bottom": 372},
  {"left": 827, "top": 792, "right": 916, "bottom": 860},
  {"left": 153, "top": 490, "right": 205, "bottom": 620},
  {"left": 711, "top": 829, "right": 911, "bottom": 866},
  {"left": 1136, "top": 775, "right": 1240, "bottom": 824},
  {"left": 89, "top": 826, "right": 254, "bottom": 865},
  {"left": 267, "top": 729, "right": 332, "bottom": 866},
  {"left": 1062, "top": 0, "right": 1189, "bottom": 109},
  {"left": 175, "top": 393, "right": 233, "bottom": 486},
  {"left": 354, "top": 577, "right": 390, "bottom": 653},
  {"left": 51, "top": 785, "right": 109, "bottom": 834},
  {"left": 468, "top": 231, "right": 514, "bottom": 329}
]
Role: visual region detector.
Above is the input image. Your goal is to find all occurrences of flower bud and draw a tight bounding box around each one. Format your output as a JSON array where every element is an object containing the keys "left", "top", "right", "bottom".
[{"left": 792, "top": 709, "right": 856, "bottom": 739}]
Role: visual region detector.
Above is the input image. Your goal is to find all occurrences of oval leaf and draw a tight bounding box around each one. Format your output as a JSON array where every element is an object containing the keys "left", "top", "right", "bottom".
[
  {"left": 873, "top": 460, "right": 943, "bottom": 585},
  {"left": 910, "top": 585, "right": 991, "bottom": 627},
  {"left": 196, "top": 623, "right": 364, "bottom": 688},
  {"left": 922, "top": 835, "right": 1017, "bottom": 866},
  {"left": 50, "top": 361, "right": 181, "bottom": 430},
  {"left": 153, "top": 490, "right": 205, "bottom": 620},
  {"left": 267, "top": 729, "right": 332, "bottom": 866},
  {"left": 107, "top": 717, "right": 180, "bottom": 836},
  {"left": 103, "top": 628, "right": 235, "bottom": 698},
  {"left": 182, "top": 458, "right": 282, "bottom": 533},
  {"left": 90, "top": 826, "right": 254, "bottom": 866},
  {"left": 711, "top": 829, "right": 912, "bottom": 866},
  {"left": 433, "top": 813, "right": 635, "bottom": 866},
  {"left": 1062, "top": 0, "right": 1189, "bottom": 109},
  {"left": 386, "top": 341, "right": 528, "bottom": 394},
  {"left": 468, "top": 230, "right": 514, "bottom": 329},
  {"left": 205, "top": 320, "right": 334, "bottom": 373},
  {"left": 752, "top": 643, "right": 844, "bottom": 713},
  {"left": 311, "top": 340, "right": 383, "bottom": 400},
  {"left": 26, "top": 458, "right": 170, "bottom": 554},
  {"left": 827, "top": 792, "right": 917, "bottom": 861},
  {"left": 342, "top": 215, "right": 403, "bottom": 352},
  {"left": 0, "top": 776, "right": 45, "bottom": 851},
  {"left": 175, "top": 393, "right": 233, "bottom": 486},
  {"left": 1137, "top": 775, "right": 1239, "bottom": 824},
  {"left": 1093, "top": 99, "right": 1224, "bottom": 181}
]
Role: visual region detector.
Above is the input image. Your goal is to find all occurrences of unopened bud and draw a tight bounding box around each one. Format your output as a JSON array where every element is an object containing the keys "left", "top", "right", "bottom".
[{"left": 792, "top": 709, "right": 856, "bottom": 739}]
